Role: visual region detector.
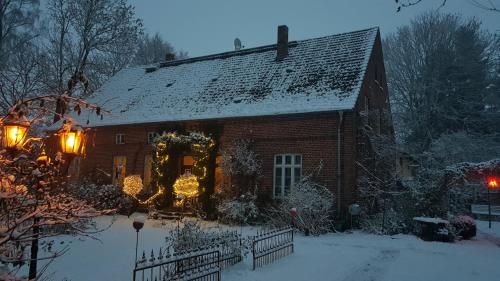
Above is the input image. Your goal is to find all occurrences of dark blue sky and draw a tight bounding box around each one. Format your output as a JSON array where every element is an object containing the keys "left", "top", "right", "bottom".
[{"left": 128, "top": 0, "right": 499, "bottom": 57}]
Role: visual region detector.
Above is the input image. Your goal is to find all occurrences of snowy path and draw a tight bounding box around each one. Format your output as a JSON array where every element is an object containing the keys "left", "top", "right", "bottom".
[
  {"left": 19, "top": 216, "right": 500, "bottom": 281},
  {"left": 340, "top": 249, "right": 400, "bottom": 281}
]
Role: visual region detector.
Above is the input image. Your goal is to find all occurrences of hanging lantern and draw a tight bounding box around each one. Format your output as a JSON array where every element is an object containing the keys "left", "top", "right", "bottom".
[
  {"left": 2, "top": 115, "right": 29, "bottom": 150},
  {"left": 60, "top": 125, "right": 86, "bottom": 156}
]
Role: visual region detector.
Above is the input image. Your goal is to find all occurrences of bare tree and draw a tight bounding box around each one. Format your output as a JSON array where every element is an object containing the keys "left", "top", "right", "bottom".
[
  {"left": 42, "top": 0, "right": 143, "bottom": 97},
  {"left": 384, "top": 12, "right": 495, "bottom": 151},
  {"left": 0, "top": 42, "right": 42, "bottom": 114},
  {"left": 40, "top": 0, "right": 142, "bottom": 123},
  {"left": 395, "top": 0, "right": 500, "bottom": 13},
  {"left": 0, "top": 0, "right": 40, "bottom": 68},
  {"left": 132, "top": 32, "right": 187, "bottom": 65}
]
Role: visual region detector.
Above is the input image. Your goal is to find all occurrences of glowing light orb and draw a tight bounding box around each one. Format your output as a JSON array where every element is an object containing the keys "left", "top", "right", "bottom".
[
  {"left": 173, "top": 172, "right": 199, "bottom": 198},
  {"left": 123, "top": 175, "right": 143, "bottom": 197}
]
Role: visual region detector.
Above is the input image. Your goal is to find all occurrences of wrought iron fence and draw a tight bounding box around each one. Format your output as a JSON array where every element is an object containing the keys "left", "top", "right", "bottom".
[
  {"left": 133, "top": 248, "right": 220, "bottom": 281},
  {"left": 133, "top": 230, "right": 243, "bottom": 281},
  {"left": 214, "top": 230, "right": 243, "bottom": 269},
  {"left": 252, "top": 226, "right": 294, "bottom": 270}
]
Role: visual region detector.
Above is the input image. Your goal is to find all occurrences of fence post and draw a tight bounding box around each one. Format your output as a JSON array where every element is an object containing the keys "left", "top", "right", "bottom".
[{"left": 252, "top": 239, "right": 256, "bottom": 270}]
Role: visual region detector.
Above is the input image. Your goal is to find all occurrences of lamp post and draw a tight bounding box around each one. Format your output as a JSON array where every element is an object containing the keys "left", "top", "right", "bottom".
[
  {"left": 487, "top": 176, "right": 498, "bottom": 229},
  {"left": 133, "top": 215, "right": 146, "bottom": 267}
]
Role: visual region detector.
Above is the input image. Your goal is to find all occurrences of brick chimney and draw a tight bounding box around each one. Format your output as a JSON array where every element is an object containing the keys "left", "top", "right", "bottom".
[{"left": 276, "top": 25, "right": 288, "bottom": 61}]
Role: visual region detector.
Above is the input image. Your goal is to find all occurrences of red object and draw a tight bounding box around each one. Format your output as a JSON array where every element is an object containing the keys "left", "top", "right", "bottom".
[
  {"left": 289, "top": 208, "right": 297, "bottom": 217},
  {"left": 487, "top": 176, "right": 499, "bottom": 189}
]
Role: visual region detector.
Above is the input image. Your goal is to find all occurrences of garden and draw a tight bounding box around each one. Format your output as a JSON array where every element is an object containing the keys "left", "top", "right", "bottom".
[{"left": 23, "top": 215, "right": 500, "bottom": 281}]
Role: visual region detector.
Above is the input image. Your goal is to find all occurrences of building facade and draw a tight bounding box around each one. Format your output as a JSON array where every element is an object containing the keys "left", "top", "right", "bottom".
[{"left": 67, "top": 26, "right": 393, "bottom": 217}]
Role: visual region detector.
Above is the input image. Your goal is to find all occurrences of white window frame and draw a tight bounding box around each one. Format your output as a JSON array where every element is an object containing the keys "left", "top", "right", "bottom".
[
  {"left": 116, "top": 134, "right": 125, "bottom": 144},
  {"left": 273, "top": 154, "right": 302, "bottom": 198},
  {"left": 147, "top": 132, "right": 157, "bottom": 144}
]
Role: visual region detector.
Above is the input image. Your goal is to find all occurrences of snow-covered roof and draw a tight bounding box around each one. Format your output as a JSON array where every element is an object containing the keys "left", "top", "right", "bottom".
[{"left": 79, "top": 27, "right": 379, "bottom": 127}]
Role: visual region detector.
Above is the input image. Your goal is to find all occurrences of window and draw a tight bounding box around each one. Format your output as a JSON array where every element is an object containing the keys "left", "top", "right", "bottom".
[
  {"left": 182, "top": 155, "right": 194, "bottom": 174},
  {"left": 112, "top": 156, "right": 126, "bottom": 186},
  {"left": 147, "top": 132, "right": 157, "bottom": 144},
  {"left": 273, "top": 154, "right": 302, "bottom": 198},
  {"left": 116, "top": 134, "right": 125, "bottom": 144}
]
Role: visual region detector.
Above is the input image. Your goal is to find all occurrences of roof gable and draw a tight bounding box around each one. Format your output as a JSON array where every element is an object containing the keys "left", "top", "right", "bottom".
[{"left": 79, "top": 27, "right": 379, "bottom": 127}]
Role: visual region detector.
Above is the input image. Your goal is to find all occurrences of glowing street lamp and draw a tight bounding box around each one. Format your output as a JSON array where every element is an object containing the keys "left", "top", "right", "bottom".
[
  {"left": 488, "top": 177, "right": 499, "bottom": 190},
  {"left": 2, "top": 116, "right": 29, "bottom": 150},
  {"left": 60, "top": 125, "right": 85, "bottom": 156},
  {"left": 486, "top": 176, "right": 499, "bottom": 229}
]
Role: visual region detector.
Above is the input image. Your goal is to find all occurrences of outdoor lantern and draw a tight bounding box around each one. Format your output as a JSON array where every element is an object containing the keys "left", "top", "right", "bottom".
[
  {"left": 2, "top": 115, "right": 29, "bottom": 150},
  {"left": 60, "top": 125, "right": 85, "bottom": 156},
  {"left": 487, "top": 176, "right": 499, "bottom": 190}
]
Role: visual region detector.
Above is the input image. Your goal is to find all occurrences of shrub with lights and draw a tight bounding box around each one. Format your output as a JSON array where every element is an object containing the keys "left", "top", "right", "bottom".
[{"left": 151, "top": 132, "right": 217, "bottom": 215}]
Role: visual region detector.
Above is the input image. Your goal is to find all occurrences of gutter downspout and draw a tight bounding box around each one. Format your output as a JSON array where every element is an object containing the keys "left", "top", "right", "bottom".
[{"left": 337, "top": 111, "right": 344, "bottom": 216}]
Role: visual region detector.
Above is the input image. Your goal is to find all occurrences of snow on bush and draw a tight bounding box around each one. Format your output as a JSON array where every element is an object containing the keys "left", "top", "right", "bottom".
[
  {"left": 216, "top": 191, "right": 259, "bottom": 225},
  {"left": 221, "top": 139, "right": 261, "bottom": 178},
  {"left": 360, "top": 207, "right": 408, "bottom": 235},
  {"left": 264, "top": 171, "right": 335, "bottom": 235},
  {"left": 69, "top": 181, "right": 136, "bottom": 213},
  {"left": 164, "top": 220, "right": 248, "bottom": 257},
  {"left": 450, "top": 215, "right": 476, "bottom": 240},
  {"left": 216, "top": 139, "right": 262, "bottom": 224}
]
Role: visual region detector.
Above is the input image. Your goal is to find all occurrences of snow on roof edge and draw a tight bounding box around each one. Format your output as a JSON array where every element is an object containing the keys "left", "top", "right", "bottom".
[
  {"left": 72, "top": 27, "right": 380, "bottom": 128},
  {"left": 81, "top": 106, "right": 353, "bottom": 129}
]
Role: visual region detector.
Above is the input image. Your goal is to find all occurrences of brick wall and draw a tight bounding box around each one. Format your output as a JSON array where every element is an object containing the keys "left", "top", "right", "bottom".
[{"left": 78, "top": 111, "right": 359, "bottom": 213}]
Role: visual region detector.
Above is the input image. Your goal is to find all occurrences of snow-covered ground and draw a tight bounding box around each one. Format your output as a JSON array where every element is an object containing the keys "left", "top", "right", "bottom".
[{"left": 25, "top": 216, "right": 500, "bottom": 281}]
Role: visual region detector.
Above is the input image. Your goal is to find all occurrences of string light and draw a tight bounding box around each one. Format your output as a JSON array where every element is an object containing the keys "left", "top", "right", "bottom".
[
  {"left": 174, "top": 172, "right": 199, "bottom": 197},
  {"left": 143, "top": 131, "right": 216, "bottom": 206},
  {"left": 123, "top": 175, "right": 143, "bottom": 198}
]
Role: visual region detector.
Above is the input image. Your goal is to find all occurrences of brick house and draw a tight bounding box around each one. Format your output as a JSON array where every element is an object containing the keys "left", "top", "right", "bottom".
[{"left": 67, "top": 26, "right": 393, "bottom": 217}]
